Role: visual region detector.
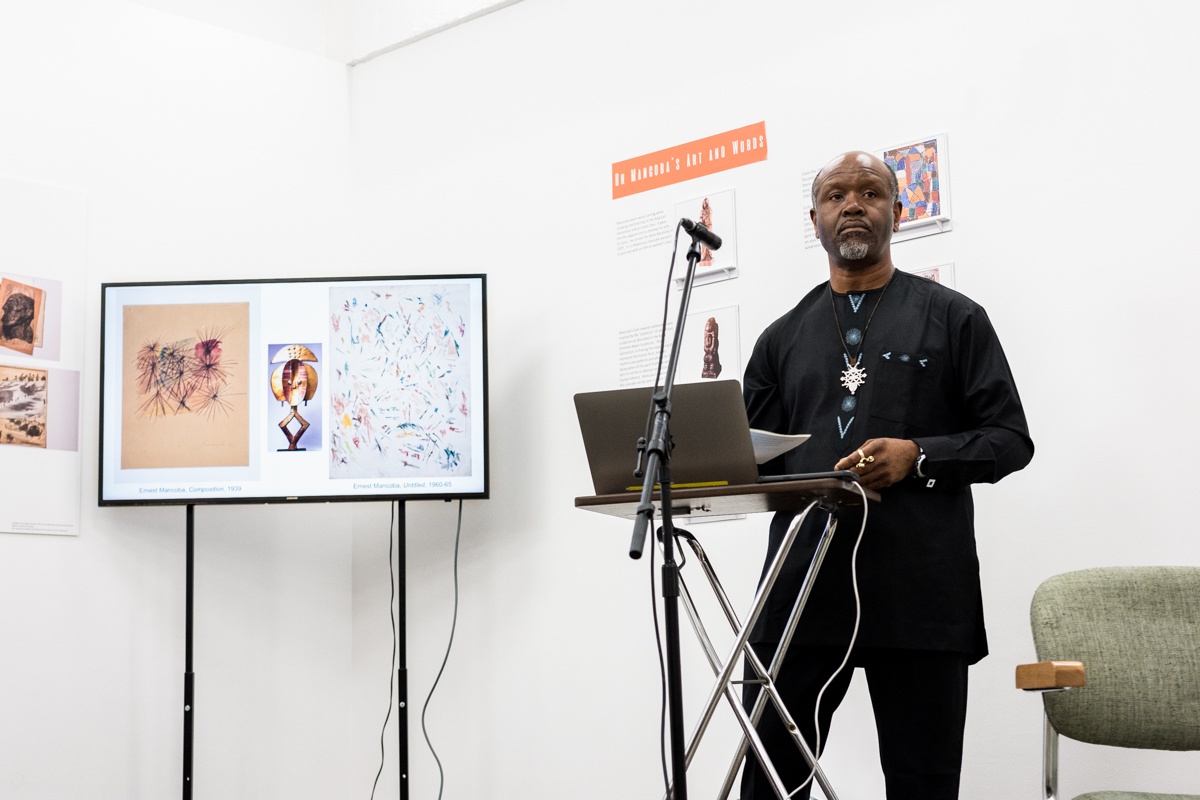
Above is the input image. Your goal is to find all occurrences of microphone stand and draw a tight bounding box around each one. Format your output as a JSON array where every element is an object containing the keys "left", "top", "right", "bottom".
[{"left": 629, "top": 231, "right": 706, "bottom": 800}]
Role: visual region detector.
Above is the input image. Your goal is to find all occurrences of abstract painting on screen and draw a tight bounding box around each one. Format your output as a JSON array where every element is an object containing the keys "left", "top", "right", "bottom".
[
  {"left": 121, "top": 302, "right": 250, "bottom": 469},
  {"left": 328, "top": 284, "right": 473, "bottom": 479}
]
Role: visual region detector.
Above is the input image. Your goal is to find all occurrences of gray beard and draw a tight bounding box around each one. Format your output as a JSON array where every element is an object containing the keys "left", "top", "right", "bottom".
[{"left": 837, "top": 240, "right": 870, "bottom": 260}]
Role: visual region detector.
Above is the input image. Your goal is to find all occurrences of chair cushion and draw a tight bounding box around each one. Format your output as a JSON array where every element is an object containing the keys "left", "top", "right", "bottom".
[{"left": 1032, "top": 567, "right": 1200, "bottom": 750}]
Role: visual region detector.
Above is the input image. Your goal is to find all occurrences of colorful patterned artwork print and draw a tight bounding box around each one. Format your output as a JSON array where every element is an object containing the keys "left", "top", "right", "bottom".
[
  {"left": 328, "top": 284, "right": 473, "bottom": 479},
  {"left": 883, "top": 140, "right": 941, "bottom": 223}
]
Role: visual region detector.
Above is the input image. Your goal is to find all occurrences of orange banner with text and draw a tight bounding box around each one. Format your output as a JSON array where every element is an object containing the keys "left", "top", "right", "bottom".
[{"left": 612, "top": 122, "right": 768, "bottom": 200}]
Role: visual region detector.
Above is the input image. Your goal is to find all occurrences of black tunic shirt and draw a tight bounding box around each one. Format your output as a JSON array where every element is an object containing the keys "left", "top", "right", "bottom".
[{"left": 743, "top": 269, "right": 1033, "bottom": 661}]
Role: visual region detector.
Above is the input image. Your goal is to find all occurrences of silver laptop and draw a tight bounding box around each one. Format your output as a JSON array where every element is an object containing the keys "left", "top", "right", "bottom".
[{"left": 574, "top": 380, "right": 762, "bottom": 495}]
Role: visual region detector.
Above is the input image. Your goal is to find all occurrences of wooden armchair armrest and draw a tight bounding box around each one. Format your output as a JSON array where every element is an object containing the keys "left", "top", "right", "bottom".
[{"left": 1015, "top": 660, "right": 1085, "bottom": 691}]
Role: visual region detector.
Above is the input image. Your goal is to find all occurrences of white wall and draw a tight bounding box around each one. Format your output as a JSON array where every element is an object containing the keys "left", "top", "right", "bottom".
[
  {"left": 3, "top": 1, "right": 1200, "bottom": 799},
  {"left": 348, "top": 1, "right": 1200, "bottom": 799},
  {"left": 0, "top": 2, "right": 357, "bottom": 798},
  {"left": 126, "top": 0, "right": 524, "bottom": 63},
  {"left": 130, "top": 0, "right": 354, "bottom": 60},
  {"left": 348, "top": 0, "right": 523, "bottom": 61}
]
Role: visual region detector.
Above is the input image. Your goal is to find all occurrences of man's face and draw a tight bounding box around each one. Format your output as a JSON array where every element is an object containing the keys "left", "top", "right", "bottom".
[
  {"left": 809, "top": 153, "right": 901, "bottom": 265},
  {"left": 2, "top": 293, "right": 34, "bottom": 326}
]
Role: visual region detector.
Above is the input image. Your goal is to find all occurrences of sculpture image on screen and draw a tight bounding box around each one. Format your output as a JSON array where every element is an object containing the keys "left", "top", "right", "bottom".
[
  {"left": 98, "top": 274, "right": 488, "bottom": 505},
  {"left": 270, "top": 343, "right": 319, "bottom": 452}
]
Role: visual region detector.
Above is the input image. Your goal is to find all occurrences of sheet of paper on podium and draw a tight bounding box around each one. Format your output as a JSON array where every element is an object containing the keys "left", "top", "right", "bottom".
[{"left": 750, "top": 428, "right": 809, "bottom": 464}]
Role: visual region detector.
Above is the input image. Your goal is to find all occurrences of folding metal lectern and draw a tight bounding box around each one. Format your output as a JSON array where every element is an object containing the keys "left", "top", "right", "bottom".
[{"left": 576, "top": 477, "right": 878, "bottom": 800}]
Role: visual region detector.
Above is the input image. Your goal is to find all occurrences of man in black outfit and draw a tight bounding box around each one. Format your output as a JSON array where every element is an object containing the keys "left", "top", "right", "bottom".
[{"left": 739, "top": 151, "right": 1033, "bottom": 799}]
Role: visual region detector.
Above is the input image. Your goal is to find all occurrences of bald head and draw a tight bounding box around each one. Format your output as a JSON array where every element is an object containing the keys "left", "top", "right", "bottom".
[{"left": 810, "top": 151, "right": 899, "bottom": 208}]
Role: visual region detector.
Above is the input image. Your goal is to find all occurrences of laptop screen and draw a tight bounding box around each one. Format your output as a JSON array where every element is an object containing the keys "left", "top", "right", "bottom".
[{"left": 574, "top": 380, "right": 761, "bottom": 495}]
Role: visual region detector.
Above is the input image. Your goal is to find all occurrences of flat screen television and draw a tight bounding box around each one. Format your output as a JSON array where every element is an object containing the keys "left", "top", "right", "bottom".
[{"left": 99, "top": 274, "right": 488, "bottom": 505}]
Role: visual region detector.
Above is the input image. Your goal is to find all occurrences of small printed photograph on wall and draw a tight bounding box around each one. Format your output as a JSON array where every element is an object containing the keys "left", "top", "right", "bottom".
[
  {"left": 0, "top": 277, "right": 47, "bottom": 357},
  {"left": 879, "top": 133, "right": 953, "bottom": 242},
  {"left": 120, "top": 302, "right": 251, "bottom": 469},
  {"left": 673, "top": 188, "right": 739, "bottom": 285},
  {"left": 615, "top": 305, "right": 742, "bottom": 389},
  {"left": 905, "top": 263, "right": 956, "bottom": 288},
  {"left": 680, "top": 305, "right": 741, "bottom": 385},
  {"left": 0, "top": 365, "right": 47, "bottom": 448},
  {"left": 267, "top": 343, "right": 323, "bottom": 452},
  {"left": 328, "top": 283, "right": 474, "bottom": 480}
]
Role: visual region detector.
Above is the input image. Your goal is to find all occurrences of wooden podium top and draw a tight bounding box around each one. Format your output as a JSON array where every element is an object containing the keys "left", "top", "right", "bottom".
[{"left": 575, "top": 477, "right": 877, "bottom": 521}]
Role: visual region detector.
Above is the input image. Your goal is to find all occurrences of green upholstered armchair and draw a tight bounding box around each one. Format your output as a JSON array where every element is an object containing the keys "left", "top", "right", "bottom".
[{"left": 1015, "top": 566, "right": 1200, "bottom": 800}]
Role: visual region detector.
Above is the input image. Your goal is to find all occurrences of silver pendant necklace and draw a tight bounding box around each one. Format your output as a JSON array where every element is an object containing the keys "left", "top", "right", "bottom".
[
  {"left": 840, "top": 353, "right": 867, "bottom": 395},
  {"left": 830, "top": 276, "right": 893, "bottom": 395}
]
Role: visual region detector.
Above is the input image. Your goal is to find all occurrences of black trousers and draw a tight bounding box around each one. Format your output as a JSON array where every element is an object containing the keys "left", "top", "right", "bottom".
[{"left": 739, "top": 646, "right": 970, "bottom": 800}]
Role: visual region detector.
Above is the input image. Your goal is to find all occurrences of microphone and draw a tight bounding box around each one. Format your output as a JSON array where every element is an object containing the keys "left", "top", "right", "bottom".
[{"left": 680, "top": 218, "right": 722, "bottom": 251}]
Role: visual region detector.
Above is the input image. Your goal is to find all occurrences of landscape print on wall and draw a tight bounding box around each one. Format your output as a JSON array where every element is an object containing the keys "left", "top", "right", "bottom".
[{"left": 0, "top": 365, "right": 47, "bottom": 448}]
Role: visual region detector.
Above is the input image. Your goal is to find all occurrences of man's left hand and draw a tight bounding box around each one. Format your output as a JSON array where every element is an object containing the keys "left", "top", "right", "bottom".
[{"left": 835, "top": 438, "right": 920, "bottom": 491}]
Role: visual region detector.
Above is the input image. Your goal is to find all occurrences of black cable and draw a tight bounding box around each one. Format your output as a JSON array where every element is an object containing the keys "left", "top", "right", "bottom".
[
  {"left": 421, "top": 499, "right": 463, "bottom": 800},
  {"left": 650, "top": 528, "right": 670, "bottom": 796},
  {"left": 796, "top": 487, "right": 869, "bottom": 795},
  {"left": 654, "top": 221, "right": 685, "bottom": 392},
  {"left": 648, "top": 224, "right": 685, "bottom": 795},
  {"left": 639, "top": 221, "right": 685, "bottom": 450},
  {"left": 369, "top": 501, "right": 399, "bottom": 800}
]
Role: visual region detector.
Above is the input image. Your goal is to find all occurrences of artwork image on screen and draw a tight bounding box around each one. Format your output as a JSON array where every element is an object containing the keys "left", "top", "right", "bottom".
[{"left": 99, "top": 274, "right": 488, "bottom": 505}]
